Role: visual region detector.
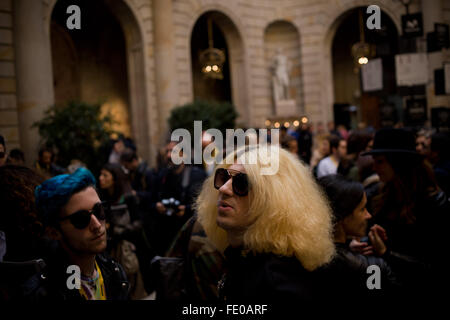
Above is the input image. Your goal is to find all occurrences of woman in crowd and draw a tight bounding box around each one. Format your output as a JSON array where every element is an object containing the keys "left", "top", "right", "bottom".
[
  {"left": 196, "top": 145, "right": 335, "bottom": 302},
  {"left": 0, "top": 165, "right": 52, "bottom": 300},
  {"left": 0, "top": 165, "right": 48, "bottom": 262},
  {"left": 364, "top": 128, "right": 449, "bottom": 297},
  {"left": 98, "top": 163, "right": 147, "bottom": 299},
  {"left": 318, "top": 174, "right": 397, "bottom": 302},
  {"left": 310, "top": 134, "right": 331, "bottom": 174},
  {"left": 280, "top": 134, "right": 299, "bottom": 156}
]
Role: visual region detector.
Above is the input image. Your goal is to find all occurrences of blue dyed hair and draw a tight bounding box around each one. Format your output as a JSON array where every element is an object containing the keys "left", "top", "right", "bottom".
[{"left": 35, "top": 167, "right": 97, "bottom": 226}]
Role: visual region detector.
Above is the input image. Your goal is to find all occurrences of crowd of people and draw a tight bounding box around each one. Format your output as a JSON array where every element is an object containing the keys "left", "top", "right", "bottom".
[{"left": 0, "top": 121, "right": 449, "bottom": 306}]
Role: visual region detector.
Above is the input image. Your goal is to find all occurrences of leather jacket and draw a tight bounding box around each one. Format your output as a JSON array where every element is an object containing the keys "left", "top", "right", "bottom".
[
  {"left": 372, "top": 190, "right": 450, "bottom": 293},
  {"left": 318, "top": 243, "right": 398, "bottom": 302},
  {"left": 22, "top": 250, "right": 130, "bottom": 301},
  {"left": 219, "top": 246, "right": 323, "bottom": 302}
]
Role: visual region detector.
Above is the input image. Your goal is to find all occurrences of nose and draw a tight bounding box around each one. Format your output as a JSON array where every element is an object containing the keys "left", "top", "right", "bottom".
[
  {"left": 90, "top": 214, "right": 103, "bottom": 231},
  {"left": 218, "top": 177, "right": 234, "bottom": 196},
  {"left": 365, "top": 209, "right": 372, "bottom": 220}
]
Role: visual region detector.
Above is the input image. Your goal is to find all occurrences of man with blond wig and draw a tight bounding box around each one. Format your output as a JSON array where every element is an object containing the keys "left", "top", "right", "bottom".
[{"left": 196, "top": 145, "right": 335, "bottom": 301}]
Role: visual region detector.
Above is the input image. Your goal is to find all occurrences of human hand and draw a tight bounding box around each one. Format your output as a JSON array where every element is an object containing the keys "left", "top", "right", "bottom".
[
  {"left": 176, "top": 205, "right": 186, "bottom": 217},
  {"left": 369, "top": 226, "right": 387, "bottom": 256},
  {"left": 370, "top": 224, "right": 387, "bottom": 241},
  {"left": 349, "top": 238, "right": 374, "bottom": 256},
  {"left": 156, "top": 202, "right": 166, "bottom": 214},
  {"left": 369, "top": 230, "right": 387, "bottom": 256}
]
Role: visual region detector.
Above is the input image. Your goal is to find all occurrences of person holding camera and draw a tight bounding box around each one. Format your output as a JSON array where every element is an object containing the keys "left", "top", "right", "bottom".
[{"left": 151, "top": 141, "right": 207, "bottom": 255}]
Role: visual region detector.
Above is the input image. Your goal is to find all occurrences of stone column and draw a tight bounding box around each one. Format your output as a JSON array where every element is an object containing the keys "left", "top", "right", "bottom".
[
  {"left": 152, "top": 0, "right": 179, "bottom": 144},
  {"left": 13, "top": 0, "right": 55, "bottom": 165},
  {"left": 422, "top": 0, "right": 449, "bottom": 117}
]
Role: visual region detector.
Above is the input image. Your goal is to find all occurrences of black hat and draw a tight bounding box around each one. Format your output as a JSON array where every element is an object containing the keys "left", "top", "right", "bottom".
[{"left": 362, "top": 128, "right": 419, "bottom": 156}]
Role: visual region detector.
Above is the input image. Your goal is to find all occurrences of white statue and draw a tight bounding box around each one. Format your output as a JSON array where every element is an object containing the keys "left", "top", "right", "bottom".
[{"left": 271, "top": 49, "right": 290, "bottom": 101}]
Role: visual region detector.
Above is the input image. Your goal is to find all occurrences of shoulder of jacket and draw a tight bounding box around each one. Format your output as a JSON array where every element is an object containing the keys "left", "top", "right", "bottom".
[
  {"left": 96, "top": 254, "right": 129, "bottom": 288},
  {"left": 96, "top": 253, "right": 120, "bottom": 273},
  {"left": 334, "top": 247, "right": 371, "bottom": 271},
  {"left": 261, "top": 253, "right": 307, "bottom": 277},
  {"left": 431, "top": 190, "right": 449, "bottom": 206}
]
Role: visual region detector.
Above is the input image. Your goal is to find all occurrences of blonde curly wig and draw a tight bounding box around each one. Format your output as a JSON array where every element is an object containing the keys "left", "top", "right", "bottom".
[{"left": 196, "top": 144, "right": 335, "bottom": 271}]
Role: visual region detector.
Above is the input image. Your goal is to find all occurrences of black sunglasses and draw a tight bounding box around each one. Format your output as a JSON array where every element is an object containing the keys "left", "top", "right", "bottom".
[
  {"left": 214, "top": 168, "right": 250, "bottom": 196},
  {"left": 59, "top": 202, "right": 107, "bottom": 229}
]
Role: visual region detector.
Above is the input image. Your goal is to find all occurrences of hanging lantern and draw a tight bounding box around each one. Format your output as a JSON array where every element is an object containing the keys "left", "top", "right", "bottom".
[
  {"left": 199, "top": 17, "right": 226, "bottom": 80},
  {"left": 351, "top": 9, "right": 376, "bottom": 73}
]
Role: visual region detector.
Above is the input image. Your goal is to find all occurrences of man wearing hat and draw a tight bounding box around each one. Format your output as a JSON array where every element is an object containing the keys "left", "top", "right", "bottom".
[
  {"left": 362, "top": 128, "right": 449, "bottom": 300},
  {"left": 26, "top": 167, "right": 129, "bottom": 300}
]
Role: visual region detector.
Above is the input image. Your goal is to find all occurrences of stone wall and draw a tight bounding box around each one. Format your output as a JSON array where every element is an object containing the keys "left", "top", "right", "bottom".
[
  {"left": 4, "top": 0, "right": 449, "bottom": 165},
  {"left": 43, "top": 0, "right": 159, "bottom": 165},
  {"left": 0, "top": 0, "right": 19, "bottom": 151},
  {"left": 173, "top": 0, "right": 405, "bottom": 128}
]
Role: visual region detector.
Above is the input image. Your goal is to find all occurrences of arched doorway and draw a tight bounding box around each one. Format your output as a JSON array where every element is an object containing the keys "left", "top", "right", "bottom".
[
  {"left": 191, "top": 13, "right": 231, "bottom": 103},
  {"left": 190, "top": 10, "right": 248, "bottom": 125},
  {"left": 49, "top": 0, "right": 150, "bottom": 161},
  {"left": 331, "top": 7, "right": 399, "bottom": 130},
  {"left": 51, "top": 0, "right": 131, "bottom": 137}
]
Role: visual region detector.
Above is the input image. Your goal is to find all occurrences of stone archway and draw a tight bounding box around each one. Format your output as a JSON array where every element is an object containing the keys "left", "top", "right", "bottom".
[
  {"left": 104, "top": 0, "right": 150, "bottom": 162},
  {"left": 188, "top": 8, "right": 250, "bottom": 127},
  {"left": 322, "top": 0, "right": 403, "bottom": 126},
  {"left": 191, "top": 12, "right": 232, "bottom": 103},
  {"left": 50, "top": 21, "right": 80, "bottom": 106},
  {"left": 45, "top": 0, "right": 151, "bottom": 162}
]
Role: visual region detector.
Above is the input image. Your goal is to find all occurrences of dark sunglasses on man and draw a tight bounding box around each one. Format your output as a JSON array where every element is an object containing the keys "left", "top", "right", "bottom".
[
  {"left": 214, "top": 168, "right": 250, "bottom": 196},
  {"left": 59, "top": 202, "right": 108, "bottom": 229}
]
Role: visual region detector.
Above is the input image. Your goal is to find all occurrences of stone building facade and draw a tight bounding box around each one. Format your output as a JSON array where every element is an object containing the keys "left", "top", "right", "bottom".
[{"left": 1, "top": 0, "right": 449, "bottom": 166}]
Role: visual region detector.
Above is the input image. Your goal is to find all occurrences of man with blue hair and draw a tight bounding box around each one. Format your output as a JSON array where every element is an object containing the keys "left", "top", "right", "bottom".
[{"left": 27, "top": 167, "right": 129, "bottom": 300}]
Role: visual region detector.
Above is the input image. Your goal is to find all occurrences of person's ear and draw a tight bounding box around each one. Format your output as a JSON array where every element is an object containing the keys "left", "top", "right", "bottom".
[{"left": 45, "top": 225, "right": 62, "bottom": 241}]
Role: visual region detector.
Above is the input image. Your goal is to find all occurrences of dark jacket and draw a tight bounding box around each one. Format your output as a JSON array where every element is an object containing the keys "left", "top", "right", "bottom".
[
  {"left": 130, "top": 161, "right": 157, "bottom": 211},
  {"left": 165, "top": 215, "right": 225, "bottom": 301},
  {"left": 319, "top": 243, "right": 398, "bottom": 302},
  {"left": 22, "top": 249, "right": 130, "bottom": 301},
  {"left": 434, "top": 160, "right": 450, "bottom": 197},
  {"left": 297, "top": 129, "right": 312, "bottom": 164},
  {"left": 148, "top": 165, "right": 207, "bottom": 255},
  {"left": 155, "top": 165, "right": 207, "bottom": 212},
  {"left": 219, "top": 246, "right": 322, "bottom": 302},
  {"left": 372, "top": 190, "right": 450, "bottom": 294}
]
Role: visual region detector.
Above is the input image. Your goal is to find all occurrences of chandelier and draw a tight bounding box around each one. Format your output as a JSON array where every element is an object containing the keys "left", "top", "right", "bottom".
[
  {"left": 199, "top": 17, "right": 226, "bottom": 80},
  {"left": 351, "top": 9, "right": 376, "bottom": 72}
]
